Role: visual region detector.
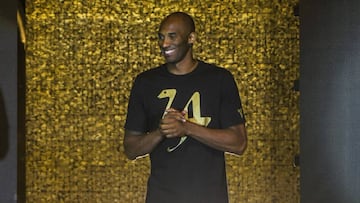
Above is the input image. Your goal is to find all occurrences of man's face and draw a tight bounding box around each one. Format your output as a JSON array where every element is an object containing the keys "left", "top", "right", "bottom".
[{"left": 158, "top": 17, "right": 192, "bottom": 64}]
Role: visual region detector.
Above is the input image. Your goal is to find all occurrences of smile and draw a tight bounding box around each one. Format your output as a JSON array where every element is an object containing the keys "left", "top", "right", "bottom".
[{"left": 164, "top": 49, "right": 175, "bottom": 55}]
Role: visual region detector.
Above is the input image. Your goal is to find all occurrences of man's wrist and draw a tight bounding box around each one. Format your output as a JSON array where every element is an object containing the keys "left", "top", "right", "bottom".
[{"left": 155, "top": 128, "right": 165, "bottom": 138}]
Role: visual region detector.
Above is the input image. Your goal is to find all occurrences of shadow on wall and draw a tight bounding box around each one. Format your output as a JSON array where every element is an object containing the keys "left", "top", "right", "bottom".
[{"left": 0, "top": 88, "right": 9, "bottom": 159}]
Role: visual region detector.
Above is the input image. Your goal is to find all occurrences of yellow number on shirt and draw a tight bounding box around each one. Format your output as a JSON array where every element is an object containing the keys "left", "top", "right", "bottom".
[{"left": 158, "top": 89, "right": 211, "bottom": 152}]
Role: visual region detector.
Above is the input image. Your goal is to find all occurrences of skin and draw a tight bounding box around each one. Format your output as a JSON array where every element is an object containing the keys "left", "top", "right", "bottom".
[{"left": 124, "top": 13, "right": 247, "bottom": 160}]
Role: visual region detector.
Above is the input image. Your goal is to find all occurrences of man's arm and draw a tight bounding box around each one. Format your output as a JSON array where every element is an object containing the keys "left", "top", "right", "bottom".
[
  {"left": 160, "top": 110, "right": 247, "bottom": 155},
  {"left": 185, "top": 122, "right": 247, "bottom": 155},
  {"left": 123, "top": 109, "right": 183, "bottom": 160},
  {"left": 123, "top": 129, "right": 164, "bottom": 160}
]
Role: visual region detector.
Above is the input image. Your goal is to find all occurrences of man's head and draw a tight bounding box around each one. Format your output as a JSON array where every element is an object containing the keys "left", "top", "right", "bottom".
[{"left": 158, "top": 12, "right": 196, "bottom": 64}]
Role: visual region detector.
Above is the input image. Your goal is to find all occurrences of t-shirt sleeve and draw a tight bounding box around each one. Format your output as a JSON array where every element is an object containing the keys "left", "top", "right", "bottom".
[
  {"left": 124, "top": 76, "right": 148, "bottom": 133},
  {"left": 219, "top": 70, "right": 246, "bottom": 128}
]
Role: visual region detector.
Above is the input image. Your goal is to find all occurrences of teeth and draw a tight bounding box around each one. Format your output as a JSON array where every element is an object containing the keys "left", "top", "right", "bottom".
[{"left": 165, "top": 49, "right": 175, "bottom": 55}]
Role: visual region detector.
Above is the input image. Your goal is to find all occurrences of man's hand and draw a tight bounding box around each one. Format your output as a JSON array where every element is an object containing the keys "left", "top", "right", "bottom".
[{"left": 159, "top": 108, "right": 187, "bottom": 138}]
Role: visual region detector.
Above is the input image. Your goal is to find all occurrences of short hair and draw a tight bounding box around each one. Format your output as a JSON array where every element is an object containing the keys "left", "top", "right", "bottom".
[{"left": 160, "top": 12, "right": 195, "bottom": 33}]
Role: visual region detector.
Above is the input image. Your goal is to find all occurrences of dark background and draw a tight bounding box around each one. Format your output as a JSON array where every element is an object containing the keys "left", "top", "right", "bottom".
[
  {"left": 0, "top": 0, "right": 25, "bottom": 202},
  {"left": 300, "top": 0, "right": 360, "bottom": 202}
]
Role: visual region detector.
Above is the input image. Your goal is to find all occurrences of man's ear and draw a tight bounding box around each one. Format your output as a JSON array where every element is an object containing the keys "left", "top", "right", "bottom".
[{"left": 188, "top": 32, "right": 196, "bottom": 45}]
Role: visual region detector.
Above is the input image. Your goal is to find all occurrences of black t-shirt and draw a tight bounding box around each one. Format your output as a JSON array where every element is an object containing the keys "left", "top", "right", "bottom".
[{"left": 125, "top": 61, "right": 245, "bottom": 203}]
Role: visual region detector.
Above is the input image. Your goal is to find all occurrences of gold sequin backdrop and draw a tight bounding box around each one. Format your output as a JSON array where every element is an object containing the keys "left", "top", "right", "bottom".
[{"left": 25, "top": 0, "right": 299, "bottom": 202}]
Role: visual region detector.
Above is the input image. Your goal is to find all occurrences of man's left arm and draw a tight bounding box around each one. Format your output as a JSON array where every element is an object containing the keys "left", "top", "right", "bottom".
[
  {"left": 185, "top": 120, "right": 247, "bottom": 155},
  {"left": 161, "top": 110, "right": 247, "bottom": 155}
]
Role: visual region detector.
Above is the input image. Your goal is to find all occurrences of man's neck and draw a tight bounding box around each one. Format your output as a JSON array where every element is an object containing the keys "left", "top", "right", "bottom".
[{"left": 166, "top": 58, "right": 198, "bottom": 75}]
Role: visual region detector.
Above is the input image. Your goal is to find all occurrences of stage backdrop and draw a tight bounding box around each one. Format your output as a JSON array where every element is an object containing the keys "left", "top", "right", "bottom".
[{"left": 25, "top": 0, "right": 299, "bottom": 202}]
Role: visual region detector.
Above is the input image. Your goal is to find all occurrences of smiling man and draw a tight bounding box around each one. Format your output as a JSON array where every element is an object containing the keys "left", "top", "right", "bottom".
[{"left": 124, "top": 12, "right": 247, "bottom": 203}]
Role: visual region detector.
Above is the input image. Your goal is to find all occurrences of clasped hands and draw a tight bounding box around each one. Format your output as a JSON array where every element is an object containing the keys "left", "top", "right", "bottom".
[{"left": 159, "top": 108, "right": 188, "bottom": 138}]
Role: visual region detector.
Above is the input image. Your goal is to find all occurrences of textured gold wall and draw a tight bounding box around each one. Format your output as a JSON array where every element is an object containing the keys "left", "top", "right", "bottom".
[{"left": 26, "top": 0, "right": 299, "bottom": 202}]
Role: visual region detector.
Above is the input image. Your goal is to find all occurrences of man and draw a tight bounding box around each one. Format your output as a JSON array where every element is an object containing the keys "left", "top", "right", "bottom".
[{"left": 124, "top": 12, "right": 247, "bottom": 203}]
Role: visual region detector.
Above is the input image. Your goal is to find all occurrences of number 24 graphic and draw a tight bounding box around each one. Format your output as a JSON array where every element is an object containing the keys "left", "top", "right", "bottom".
[{"left": 158, "top": 89, "right": 211, "bottom": 152}]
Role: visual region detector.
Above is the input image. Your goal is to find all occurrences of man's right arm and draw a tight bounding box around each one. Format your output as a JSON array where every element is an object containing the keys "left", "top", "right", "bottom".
[{"left": 123, "top": 129, "right": 164, "bottom": 160}]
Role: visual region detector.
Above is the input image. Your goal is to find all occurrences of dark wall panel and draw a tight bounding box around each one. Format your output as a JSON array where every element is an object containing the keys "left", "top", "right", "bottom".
[
  {"left": 300, "top": 0, "right": 360, "bottom": 203},
  {"left": 0, "top": 0, "right": 18, "bottom": 202}
]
